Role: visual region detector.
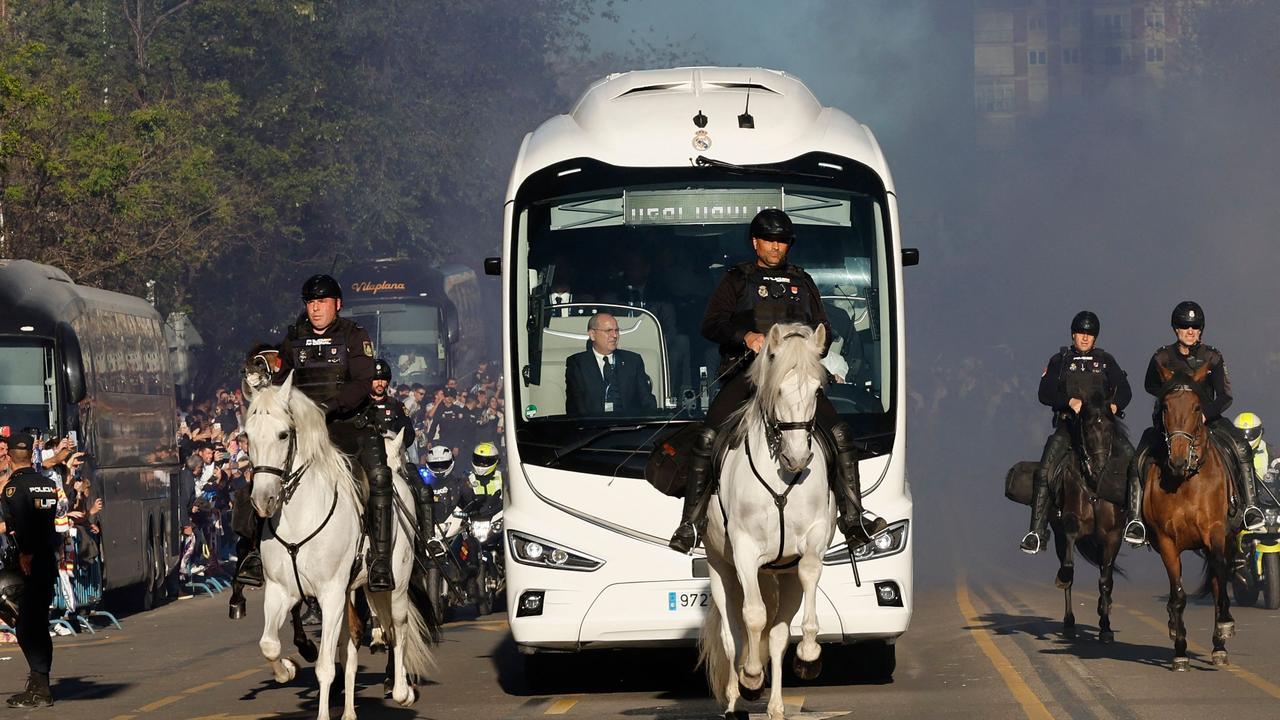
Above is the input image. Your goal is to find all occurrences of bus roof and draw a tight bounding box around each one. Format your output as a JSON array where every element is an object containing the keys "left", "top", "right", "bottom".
[
  {"left": 0, "top": 259, "right": 161, "bottom": 337},
  {"left": 507, "top": 67, "right": 893, "bottom": 199}
]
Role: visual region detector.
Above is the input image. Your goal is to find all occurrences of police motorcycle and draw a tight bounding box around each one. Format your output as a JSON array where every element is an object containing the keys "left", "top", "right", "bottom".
[
  {"left": 1231, "top": 413, "right": 1280, "bottom": 609},
  {"left": 450, "top": 492, "right": 505, "bottom": 617},
  {"left": 415, "top": 447, "right": 469, "bottom": 622}
]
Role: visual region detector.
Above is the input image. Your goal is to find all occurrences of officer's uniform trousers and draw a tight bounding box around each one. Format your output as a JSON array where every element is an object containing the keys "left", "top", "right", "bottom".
[
  {"left": 328, "top": 416, "right": 391, "bottom": 490},
  {"left": 16, "top": 563, "right": 55, "bottom": 676}
]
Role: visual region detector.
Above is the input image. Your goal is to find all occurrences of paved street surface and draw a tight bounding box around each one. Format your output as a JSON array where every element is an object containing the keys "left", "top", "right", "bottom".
[{"left": 2, "top": 550, "right": 1280, "bottom": 720}]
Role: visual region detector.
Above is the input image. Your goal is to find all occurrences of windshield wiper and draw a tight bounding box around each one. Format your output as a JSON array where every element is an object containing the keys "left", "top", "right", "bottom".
[
  {"left": 695, "top": 155, "right": 833, "bottom": 180},
  {"left": 548, "top": 424, "right": 652, "bottom": 467}
]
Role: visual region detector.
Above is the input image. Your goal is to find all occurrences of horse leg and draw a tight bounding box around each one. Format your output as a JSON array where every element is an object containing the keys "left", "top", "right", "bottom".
[
  {"left": 1054, "top": 520, "right": 1077, "bottom": 636},
  {"left": 1154, "top": 536, "right": 1189, "bottom": 671},
  {"left": 389, "top": 589, "right": 415, "bottom": 706},
  {"left": 313, "top": 587, "right": 347, "bottom": 720},
  {"left": 1096, "top": 529, "right": 1121, "bottom": 645},
  {"left": 292, "top": 601, "right": 319, "bottom": 663},
  {"left": 730, "top": 540, "right": 768, "bottom": 694},
  {"left": 791, "top": 553, "right": 823, "bottom": 679},
  {"left": 342, "top": 596, "right": 360, "bottom": 720},
  {"left": 260, "top": 582, "right": 299, "bottom": 684},
  {"left": 766, "top": 575, "right": 802, "bottom": 720},
  {"left": 705, "top": 556, "right": 742, "bottom": 714},
  {"left": 1210, "top": 537, "right": 1234, "bottom": 666}
]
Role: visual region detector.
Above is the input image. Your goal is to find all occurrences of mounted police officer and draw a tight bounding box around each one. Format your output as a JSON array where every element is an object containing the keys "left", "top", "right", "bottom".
[
  {"left": 232, "top": 274, "right": 397, "bottom": 601},
  {"left": 0, "top": 433, "right": 58, "bottom": 707},
  {"left": 369, "top": 358, "right": 416, "bottom": 454},
  {"left": 1020, "top": 312, "right": 1135, "bottom": 554},
  {"left": 1141, "top": 301, "right": 1264, "bottom": 531},
  {"left": 669, "top": 208, "right": 887, "bottom": 555}
]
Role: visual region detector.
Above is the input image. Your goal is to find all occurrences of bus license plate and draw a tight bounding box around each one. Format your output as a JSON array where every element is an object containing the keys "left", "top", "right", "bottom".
[{"left": 668, "top": 591, "right": 710, "bottom": 611}]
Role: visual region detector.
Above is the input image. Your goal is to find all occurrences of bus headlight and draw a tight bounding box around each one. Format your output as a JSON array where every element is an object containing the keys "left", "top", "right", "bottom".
[
  {"left": 509, "top": 531, "right": 604, "bottom": 572},
  {"left": 822, "top": 520, "right": 909, "bottom": 565}
]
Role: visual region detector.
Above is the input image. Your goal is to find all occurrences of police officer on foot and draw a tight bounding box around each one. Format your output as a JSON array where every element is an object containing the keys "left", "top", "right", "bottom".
[
  {"left": 1141, "top": 301, "right": 1264, "bottom": 531},
  {"left": 668, "top": 208, "right": 887, "bottom": 555},
  {"left": 230, "top": 274, "right": 397, "bottom": 620},
  {"left": 0, "top": 433, "right": 59, "bottom": 707},
  {"left": 1020, "top": 312, "right": 1135, "bottom": 554}
]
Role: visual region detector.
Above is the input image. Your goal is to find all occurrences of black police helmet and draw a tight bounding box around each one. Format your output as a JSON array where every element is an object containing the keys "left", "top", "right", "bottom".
[
  {"left": 749, "top": 208, "right": 795, "bottom": 243},
  {"left": 0, "top": 569, "right": 25, "bottom": 628},
  {"left": 1071, "top": 311, "right": 1100, "bottom": 337},
  {"left": 373, "top": 359, "right": 392, "bottom": 381},
  {"left": 301, "top": 274, "right": 343, "bottom": 302},
  {"left": 1171, "top": 300, "right": 1205, "bottom": 330}
]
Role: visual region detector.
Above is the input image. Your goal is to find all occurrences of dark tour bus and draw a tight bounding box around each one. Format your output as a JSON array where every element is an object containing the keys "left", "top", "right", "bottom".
[
  {"left": 0, "top": 259, "right": 178, "bottom": 606},
  {"left": 341, "top": 259, "right": 486, "bottom": 388}
]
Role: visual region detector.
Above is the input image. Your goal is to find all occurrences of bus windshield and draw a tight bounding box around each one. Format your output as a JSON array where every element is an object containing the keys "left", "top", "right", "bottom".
[
  {"left": 513, "top": 178, "right": 896, "bottom": 472},
  {"left": 347, "top": 303, "right": 446, "bottom": 387},
  {"left": 0, "top": 339, "right": 57, "bottom": 432}
]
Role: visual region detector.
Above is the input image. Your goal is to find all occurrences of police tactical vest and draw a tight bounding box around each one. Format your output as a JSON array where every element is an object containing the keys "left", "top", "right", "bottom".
[
  {"left": 288, "top": 317, "right": 361, "bottom": 407},
  {"left": 1058, "top": 346, "right": 1111, "bottom": 401},
  {"left": 734, "top": 263, "right": 815, "bottom": 334}
]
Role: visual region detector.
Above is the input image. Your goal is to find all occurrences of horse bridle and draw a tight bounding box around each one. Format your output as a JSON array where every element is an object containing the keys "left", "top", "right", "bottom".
[
  {"left": 762, "top": 331, "right": 818, "bottom": 461},
  {"left": 251, "top": 427, "right": 311, "bottom": 505},
  {"left": 1162, "top": 385, "right": 1204, "bottom": 474}
]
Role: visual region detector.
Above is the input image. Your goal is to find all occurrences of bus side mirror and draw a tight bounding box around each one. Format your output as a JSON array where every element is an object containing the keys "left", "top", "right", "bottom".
[
  {"left": 56, "top": 321, "right": 87, "bottom": 403},
  {"left": 902, "top": 248, "right": 920, "bottom": 267},
  {"left": 484, "top": 257, "right": 502, "bottom": 276}
]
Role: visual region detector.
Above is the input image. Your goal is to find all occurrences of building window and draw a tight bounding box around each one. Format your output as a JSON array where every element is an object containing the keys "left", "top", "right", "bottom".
[
  {"left": 1062, "top": 47, "right": 1081, "bottom": 64},
  {"left": 1028, "top": 14, "right": 1046, "bottom": 32},
  {"left": 1146, "top": 45, "right": 1165, "bottom": 63},
  {"left": 1147, "top": 12, "right": 1165, "bottom": 30},
  {"left": 1028, "top": 49, "right": 1047, "bottom": 66},
  {"left": 1099, "top": 13, "right": 1128, "bottom": 39},
  {"left": 976, "top": 81, "right": 1015, "bottom": 113},
  {"left": 1104, "top": 46, "right": 1127, "bottom": 65}
]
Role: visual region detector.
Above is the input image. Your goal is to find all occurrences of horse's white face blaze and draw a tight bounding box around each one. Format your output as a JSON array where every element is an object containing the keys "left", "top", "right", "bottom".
[
  {"left": 775, "top": 371, "right": 819, "bottom": 473},
  {"left": 245, "top": 393, "right": 293, "bottom": 518}
]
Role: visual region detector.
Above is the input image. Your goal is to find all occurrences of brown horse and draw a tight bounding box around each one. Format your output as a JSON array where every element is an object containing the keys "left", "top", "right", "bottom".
[
  {"left": 1145, "top": 361, "right": 1237, "bottom": 671},
  {"left": 1051, "top": 390, "right": 1127, "bottom": 643}
]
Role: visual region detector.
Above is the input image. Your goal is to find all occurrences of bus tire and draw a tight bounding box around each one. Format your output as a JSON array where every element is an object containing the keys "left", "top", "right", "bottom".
[
  {"left": 475, "top": 561, "right": 492, "bottom": 617},
  {"left": 1263, "top": 553, "right": 1280, "bottom": 610}
]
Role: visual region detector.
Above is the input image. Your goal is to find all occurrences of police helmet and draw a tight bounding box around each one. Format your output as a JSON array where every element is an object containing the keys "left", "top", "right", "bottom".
[
  {"left": 749, "top": 208, "right": 795, "bottom": 243},
  {"left": 472, "top": 441, "right": 500, "bottom": 477},
  {"left": 1235, "top": 412, "right": 1264, "bottom": 448},
  {"left": 1071, "top": 311, "right": 1100, "bottom": 337},
  {"left": 301, "top": 274, "right": 343, "bottom": 302},
  {"left": 373, "top": 359, "right": 393, "bottom": 381},
  {"left": 0, "top": 569, "right": 24, "bottom": 628},
  {"left": 425, "top": 445, "right": 454, "bottom": 478},
  {"left": 1171, "top": 300, "right": 1205, "bottom": 330}
]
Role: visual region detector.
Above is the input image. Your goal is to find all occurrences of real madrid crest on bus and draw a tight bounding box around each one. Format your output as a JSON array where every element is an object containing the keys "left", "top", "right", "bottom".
[{"left": 692, "top": 130, "right": 712, "bottom": 151}]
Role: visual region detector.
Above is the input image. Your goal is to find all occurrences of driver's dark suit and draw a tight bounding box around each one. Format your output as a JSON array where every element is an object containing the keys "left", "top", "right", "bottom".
[
  {"left": 232, "top": 313, "right": 396, "bottom": 597},
  {"left": 1024, "top": 345, "right": 1133, "bottom": 549},
  {"left": 668, "top": 260, "right": 886, "bottom": 554}
]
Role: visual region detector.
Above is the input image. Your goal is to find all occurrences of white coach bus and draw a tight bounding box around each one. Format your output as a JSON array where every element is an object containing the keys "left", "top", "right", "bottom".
[{"left": 493, "top": 67, "right": 917, "bottom": 675}]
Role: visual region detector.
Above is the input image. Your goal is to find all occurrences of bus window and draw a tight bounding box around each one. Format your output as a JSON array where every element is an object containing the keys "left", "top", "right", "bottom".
[
  {"left": 0, "top": 340, "right": 57, "bottom": 432},
  {"left": 347, "top": 303, "right": 446, "bottom": 387}
]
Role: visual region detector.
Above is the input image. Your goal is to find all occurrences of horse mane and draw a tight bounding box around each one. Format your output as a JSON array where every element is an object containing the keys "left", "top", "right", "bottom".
[
  {"left": 1080, "top": 389, "right": 1129, "bottom": 444},
  {"left": 247, "top": 384, "right": 363, "bottom": 506},
  {"left": 724, "top": 323, "right": 828, "bottom": 448}
]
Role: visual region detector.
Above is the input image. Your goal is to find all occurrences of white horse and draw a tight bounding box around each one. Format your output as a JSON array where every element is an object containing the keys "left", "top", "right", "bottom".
[
  {"left": 699, "top": 323, "right": 836, "bottom": 720},
  {"left": 242, "top": 373, "right": 433, "bottom": 720}
]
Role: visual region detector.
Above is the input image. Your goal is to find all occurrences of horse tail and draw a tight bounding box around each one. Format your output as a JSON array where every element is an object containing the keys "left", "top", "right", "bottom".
[
  {"left": 399, "top": 591, "right": 437, "bottom": 683},
  {"left": 697, "top": 593, "right": 729, "bottom": 707},
  {"left": 1074, "top": 535, "right": 1126, "bottom": 578},
  {"left": 409, "top": 577, "right": 444, "bottom": 645}
]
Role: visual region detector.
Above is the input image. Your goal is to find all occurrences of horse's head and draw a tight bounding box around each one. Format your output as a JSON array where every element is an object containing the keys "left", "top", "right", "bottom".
[
  {"left": 1075, "top": 390, "right": 1116, "bottom": 481},
  {"left": 757, "top": 323, "right": 827, "bottom": 474},
  {"left": 1156, "top": 360, "right": 1211, "bottom": 478},
  {"left": 244, "top": 372, "right": 301, "bottom": 517}
]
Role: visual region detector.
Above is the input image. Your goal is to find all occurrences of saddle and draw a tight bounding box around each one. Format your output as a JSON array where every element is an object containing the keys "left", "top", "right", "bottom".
[
  {"left": 646, "top": 422, "right": 838, "bottom": 499},
  {"left": 1004, "top": 450, "right": 1127, "bottom": 507}
]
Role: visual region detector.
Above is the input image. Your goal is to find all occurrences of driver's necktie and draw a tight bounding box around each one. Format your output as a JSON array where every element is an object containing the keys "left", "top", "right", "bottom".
[{"left": 603, "top": 355, "right": 620, "bottom": 410}]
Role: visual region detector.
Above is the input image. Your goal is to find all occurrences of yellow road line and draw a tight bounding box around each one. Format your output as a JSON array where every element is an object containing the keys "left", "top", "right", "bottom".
[
  {"left": 783, "top": 694, "right": 804, "bottom": 708},
  {"left": 955, "top": 579, "right": 1055, "bottom": 720},
  {"left": 109, "top": 715, "right": 137, "bottom": 720},
  {"left": 224, "top": 667, "right": 262, "bottom": 681},
  {"left": 138, "top": 694, "right": 185, "bottom": 713},
  {"left": 180, "top": 681, "right": 222, "bottom": 694},
  {"left": 1124, "top": 606, "right": 1280, "bottom": 699},
  {"left": 544, "top": 696, "right": 580, "bottom": 714}
]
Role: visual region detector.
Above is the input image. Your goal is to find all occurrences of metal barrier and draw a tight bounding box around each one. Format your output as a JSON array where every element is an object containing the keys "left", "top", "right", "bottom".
[{"left": 51, "top": 558, "right": 122, "bottom": 633}]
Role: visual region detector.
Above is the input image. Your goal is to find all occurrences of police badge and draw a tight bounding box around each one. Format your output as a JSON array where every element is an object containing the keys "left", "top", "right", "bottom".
[
  {"left": 757, "top": 285, "right": 768, "bottom": 298},
  {"left": 363, "top": 341, "right": 374, "bottom": 357}
]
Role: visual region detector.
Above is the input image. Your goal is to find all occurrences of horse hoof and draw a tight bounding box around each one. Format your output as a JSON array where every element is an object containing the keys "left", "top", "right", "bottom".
[
  {"left": 738, "top": 676, "right": 764, "bottom": 702},
  {"left": 1172, "top": 657, "right": 1190, "bottom": 672},
  {"left": 1212, "top": 650, "right": 1229, "bottom": 666},
  {"left": 276, "top": 657, "right": 297, "bottom": 683},
  {"left": 1215, "top": 622, "right": 1235, "bottom": 639},
  {"left": 296, "top": 638, "right": 319, "bottom": 664},
  {"left": 1055, "top": 568, "right": 1074, "bottom": 589},
  {"left": 792, "top": 656, "right": 822, "bottom": 680},
  {"left": 398, "top": 686, "right": 417, "bottom": 706},
  {"left": 1098, "top": 630, "right": 1115, "bottom": 645},
  {"left": 724, "top": 711, "right": 749, "bottom": 720},
  {"left": 229, "top": 598, "right": 247, "bottom": 620},
  {"left": 383, "top": 679, "right": 393, "bottom": 697}
]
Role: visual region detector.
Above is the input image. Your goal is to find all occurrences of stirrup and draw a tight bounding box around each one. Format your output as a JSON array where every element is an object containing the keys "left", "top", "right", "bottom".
[
  {"left": 1123, "top": 520, "right": 1147, "bottom": 547},
  {"left": 1019, "top": 531, "right": 1044, "bottom": 555},
  {"left": 669, "top": 523, "right": 699, "bottom": 554},
  {"left": 1243, "top": 506, "right": 1266, "bottom": 532}
]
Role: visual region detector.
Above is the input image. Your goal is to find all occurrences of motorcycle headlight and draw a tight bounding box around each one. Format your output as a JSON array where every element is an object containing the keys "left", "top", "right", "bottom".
[
  {"left": 472, "top": 520, "right": 492, "bottom": 543},
  {"left": 509, "top": 530, "right": 604, "bottom": 572},
  {"left": 823, "top": 520, "right": 909, "bottom": 565}
]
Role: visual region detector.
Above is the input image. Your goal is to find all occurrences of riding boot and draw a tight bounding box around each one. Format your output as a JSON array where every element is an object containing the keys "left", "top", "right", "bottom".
[
  {"left": 669, "top": 425, "right": 717, "bottom": 554},
  {"left": 1123, "top": 462, "right": 1147, "bottom": 546},
  {"left": 829, "top": 422, "right": 888, "bottom": 550},
  {"left": 366, "top": 472, "right": 396, "bottom": 592},
  {"left": 1237, "top": 460, "right": 1266, "bottom": 532},
  {"left": 229, "top": 517, "right": 264, "bottom": 620},
  {"left": 1020, "top": 470, "right": 1051, "bottom": 554}
]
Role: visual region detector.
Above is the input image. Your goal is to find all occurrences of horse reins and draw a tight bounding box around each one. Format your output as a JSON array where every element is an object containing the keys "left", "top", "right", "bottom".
[{"left": 255, "top": 425, "right": 338, "bottom": 602}]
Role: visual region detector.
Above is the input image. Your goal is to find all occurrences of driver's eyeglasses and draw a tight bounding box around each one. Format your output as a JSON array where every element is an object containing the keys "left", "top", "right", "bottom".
[{"left": 595, "top": 327, "right": 620, "bottom": 335}]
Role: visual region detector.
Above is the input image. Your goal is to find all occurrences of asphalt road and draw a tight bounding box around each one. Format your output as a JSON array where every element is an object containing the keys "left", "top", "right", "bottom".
[{"left": 2, "top": 543, "right": 1279, "bottom": 720}]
